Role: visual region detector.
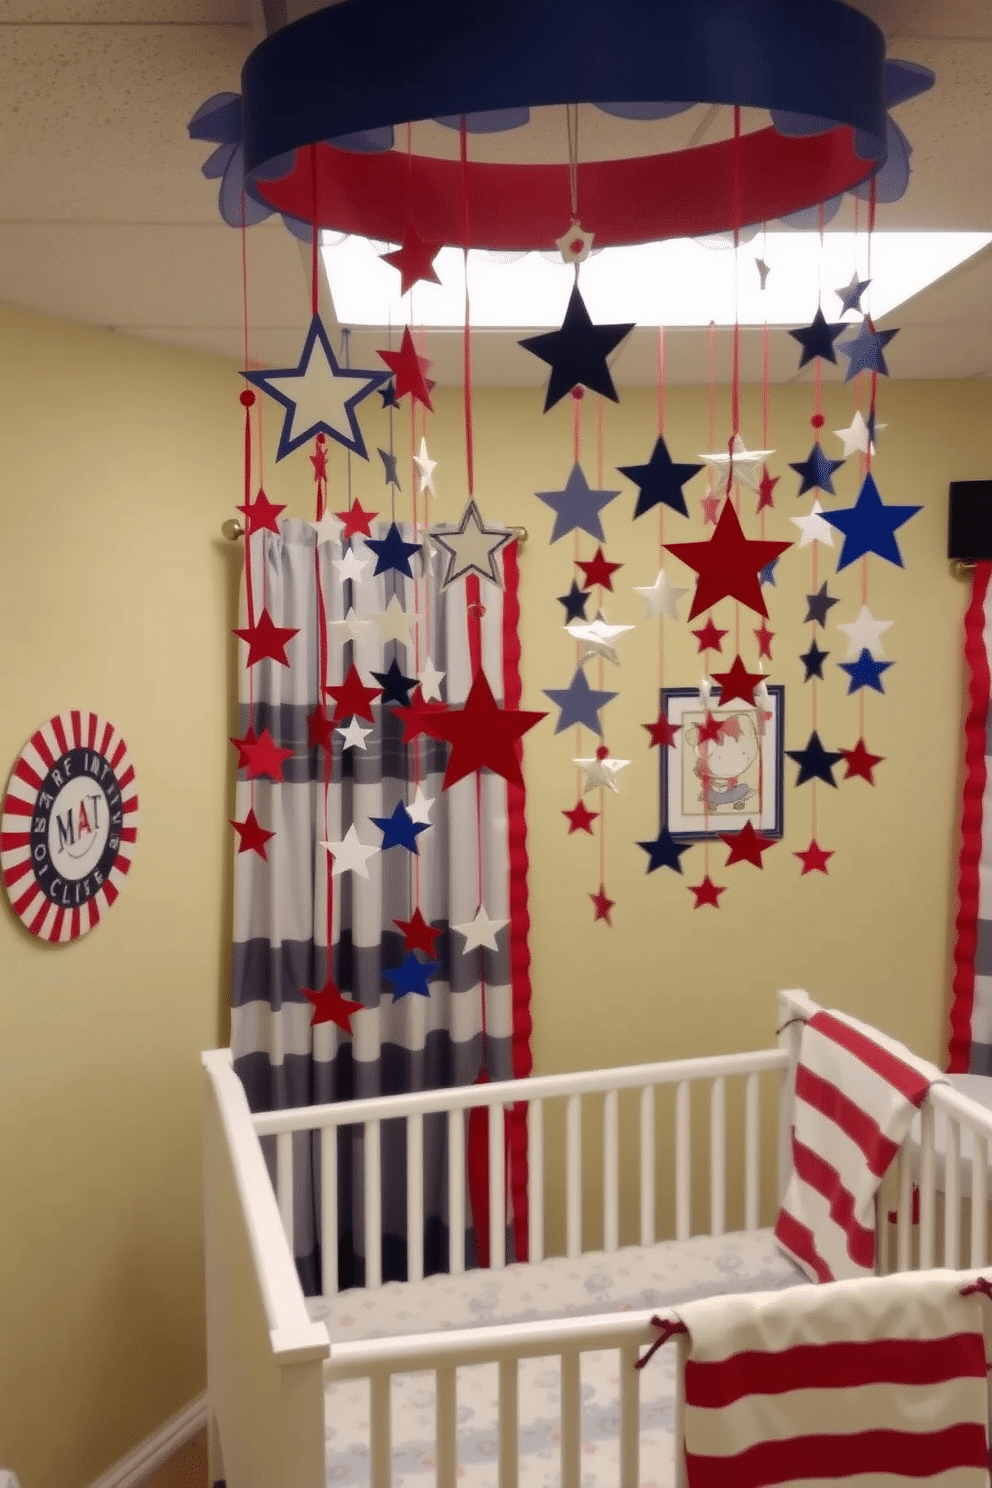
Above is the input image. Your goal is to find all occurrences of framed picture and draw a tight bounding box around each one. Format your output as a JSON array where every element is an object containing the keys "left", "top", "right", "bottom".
[{"left": 660, "top": 685, "right": 785, "bottom": 841}]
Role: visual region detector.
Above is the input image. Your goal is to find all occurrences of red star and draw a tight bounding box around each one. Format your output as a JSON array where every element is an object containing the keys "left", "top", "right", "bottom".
[
  {"left": 302, "top": 977, "right": 361, "bottom": 1032},
  {"left": 721, "top": 821, "right": 776, "bottom": 868},
  {"left": 643, "top": 715, "right": 682, "bottom": 749},
  {"left": 392, "top": 688, "right": 451, "bottom": 744},
  {"left": 697, "top": 712, "right": 725, "bottom": 744},
  {"left": 665, "top": 500, "right": 792, "bottom": 620},
  {"left": 376, "top": 326, "right": 435, "bottom": 411},
  {"left": 422, "top": 671, "right": 547, "bottom": 790},
  {"left": 691, "top": 618, "right": 728, "bottom": 654},
  {"left": 241, "top": 727, "right": 294, "bottom": 781},
  {"left": 230, "top": 725, "right": 258, "bottom": 769},
  {"left": 590, "top": 884, "right": 615, "bottom": 925},
  {"left": 795, "top": 839, "right": 834, "bottom": 876},
  {"left": 380, "top": 223, "right": 444, "bottom": 296},
  {"left": 563, "top": 799, "right": 599, "bottom": 834},
  {"left": 688, "top": 876, "right": 726, "bottom": 909},
  {"left": 336, "top": 498, "right": 378, "bottom": 539},
  {"left": 232, "top": 607, "right": 299, "bottom": 667},
  {"left": 754, "top": 622, "right": 775, "bottom": 660},
  {"left": 394, "top": 908, "right": 443, "bottom": 958},
  {"left": 711, "top": 655, "right": 765, "bottom": 708},
  {"left": 701, "top": 490, "right": 721, "bottom": 525},
  {"left": 576, "top": 546, "right": 623, "bottom": 592},
  {"left": 230, "top": 808, "right": 275, "bottom": 859},
  {"left": 310, "top": 437, "right": 328, "bottom": 483},
  {"left": 839, "top": 738, "right": 884, "bottom": 783},
  {"left": 306, "top": 707, "right": 334, "bottom": 752},
  {"left": 324, "top": 664, "right": 383, "bottom": 723},
  {"left": 237, "top": 488, "right": 285, "bottom": 536},
  {"left": 756, "top": 466, "right": 780, "bottom": 513}
]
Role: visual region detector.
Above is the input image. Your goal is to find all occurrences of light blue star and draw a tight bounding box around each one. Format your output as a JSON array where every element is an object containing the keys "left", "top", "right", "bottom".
[
  {"left": 837, "top": 320, "right": 899, "bottom": 382},
  {"left": 535, "top": 462, "right": 620, "bottom": 543},
  {"left": 542, "top": 668, "right": 617, "bottom": 737},
  {"left": 759, "top": 558, "right": 780, "bottom": 588}
]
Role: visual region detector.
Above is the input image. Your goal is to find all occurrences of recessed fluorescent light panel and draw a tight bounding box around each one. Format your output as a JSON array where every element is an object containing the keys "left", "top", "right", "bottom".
[{"left": 322, "top": 232, "right": 991, "bottom": 330}]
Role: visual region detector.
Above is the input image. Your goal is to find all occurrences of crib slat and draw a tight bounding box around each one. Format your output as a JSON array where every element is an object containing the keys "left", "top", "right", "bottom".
[
  {"left": 971, "top": 1135, "right": 988, "bottom": 1267},
  {"left": 944, "top": 1117, "right": 961, "bottom": 1268},
  {"left": 560, "top": 1352, "right": 581, "bottom": 1487},
  {"left": 528, "top": 1100, "right": 544, "bottom": 1264},
  {"left": 566, "top": 1095, "right": 581, "bottom": 1259},
  {"left": 744, "top": 1072, "right": 759, "bottom": 1231},
  {"left": 489, "top": 1102, "right": 506, "bottom": 1270},
  {"left": 640, "top": 1085, "right": 656, "bottom": 1247},
  {"left": 436, "top": 1365, "right": 457, "bottom": 1488},
  {"left": 321, "top": 1125, "right": 338, "bottom": 1298},
  {"left": 498, "top": 1358, "right": 519, "bottom": 1488},
  {"left": 919, "top": 1103, "right": 936, "bottom": 1269},
  {"left": 448, "top": 1106, "right": 465, "bottom": 1276},
  {"left": 676, "top": 1080, "right": 691, "bottom": 1241},
  {"left": 710, "top": 1077, "right": 726, "bottom": 1237},
  {"left": 370, "top": 1373, "right": 392, "bottom": 1488},
  {"left": 365, "top": 1119, "right": 382, "bottom": 1290},
  {"left": 276, "top": 1131, "right": 293, "bottom": 1249},
  {"left": 895, "top": 1142, "right": 912, "bottom": 1273},
  {"left": 619, "top": 1341, "right": 640, "bottom": 1488},
  {"left": 407, "top": 1113, "right": 424, "bottom": 1284},
  {"left": 603, "top": 1089, "right": 619, "bottom": 1253}
]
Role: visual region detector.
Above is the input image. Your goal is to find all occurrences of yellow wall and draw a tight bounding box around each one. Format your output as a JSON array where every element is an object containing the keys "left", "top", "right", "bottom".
[{"left": 0, "top": 295, "right": 988, "bottom": 1486}]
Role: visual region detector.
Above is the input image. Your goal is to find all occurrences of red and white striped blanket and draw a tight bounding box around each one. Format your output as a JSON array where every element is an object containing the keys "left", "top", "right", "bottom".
[
  {"left": 673, "top": 1271, "right": 992, "bottom": 1488},
  {"left": 775, "top": 1009, "right": 942, "bottom": 1282}
]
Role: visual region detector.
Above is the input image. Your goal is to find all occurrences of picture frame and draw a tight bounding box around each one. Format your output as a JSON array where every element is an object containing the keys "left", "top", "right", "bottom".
[{"left": 660, "top": 685, "right": 785, "bottom": 841}]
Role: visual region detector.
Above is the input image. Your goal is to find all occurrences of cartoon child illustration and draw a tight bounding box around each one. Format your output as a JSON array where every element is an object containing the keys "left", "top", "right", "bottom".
[{"left": 682, "top": 712, "right": 760, "bottom": 813}]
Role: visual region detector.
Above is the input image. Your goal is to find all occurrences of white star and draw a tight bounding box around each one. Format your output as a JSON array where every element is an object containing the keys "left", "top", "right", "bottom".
[
  {"left": 452, "top": 904, "right": 508, "bottom": 953},
  {"left": 336, "top": 717, "right": 373, "bottom": 750},
  {"left": 330, "top": 606, "right": 372, "bottom": 641},
  {"left": 565, "top": 609, "right": 635, "bottom": 665},
  {"left": 333, "top": 547, "right": 369, "bottom": 583},
  {"left": 372, "top": 595, "right": 417, "bottom": 646},
  {"left": 575, "top": 754, "right": 631, "bottom": 795},
  {"left": 755, "top": 257, "right": 771, "bottom": 290},
  {"left": 430, "top": 499, "right": 513, "bottom": 589},
  {"left": 310, "top": 509, "right": 344, "bottom": 545},
  {"left": 556, "top": 221, "right": 595, "bottom": 263},
  {"left": 833, "top": 410, "right": 885, "bottom": 458},
  {"left": 699, "top": 434, "right": 775, "bottom": 494},
  {"left": 407, "top": 786, "right": 435, "bottom": 825},
  {"left": 634, "top": 570, "right": 689, "bottom": 621},
  {"left": 320, "top": 824, "right": 380, "bottom": 878},
  {"left": 414, "top": 437, "right": 437, "bottom": 496},
  {"left": 790, "top": 500, "right": 835, "bottom": 549},
  {"left": 836, "top": 605, "right": 894, "bottom": 660},
  {"left": 418, "top": 656, "right": 445, "bottom": 701}
]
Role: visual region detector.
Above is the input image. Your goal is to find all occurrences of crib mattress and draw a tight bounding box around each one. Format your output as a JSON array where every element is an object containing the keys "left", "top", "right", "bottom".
[{"left": 306, "top": 1228, "right": 805, "bottom": 1487}]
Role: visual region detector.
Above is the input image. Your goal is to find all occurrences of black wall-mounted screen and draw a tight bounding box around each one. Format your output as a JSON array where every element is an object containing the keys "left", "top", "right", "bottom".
[{"left": 948, "top": 481, "right": 992, "bottom": 563}]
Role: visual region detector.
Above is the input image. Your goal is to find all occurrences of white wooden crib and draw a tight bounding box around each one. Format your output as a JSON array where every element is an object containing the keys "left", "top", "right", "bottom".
[{"left": 201, "top": 989, "right": 992, "bottom": 1488}]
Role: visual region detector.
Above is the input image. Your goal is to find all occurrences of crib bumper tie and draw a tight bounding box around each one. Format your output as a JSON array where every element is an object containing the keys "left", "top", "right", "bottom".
[{"left": 635, "top": 1315, "right": 688, "bottom": 1370}]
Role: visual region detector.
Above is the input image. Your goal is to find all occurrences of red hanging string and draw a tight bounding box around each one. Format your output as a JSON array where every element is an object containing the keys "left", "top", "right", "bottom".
[
  {"left": 730, "top": 107, "right": 742, "bottom": 439},
  {"left": 459, "top": 119, "right": 475, "bottom": 497},
  {"left": 657, "top": 326, "right": 666, "bottom": 436},
  {"left": 310, "top": 144, "right": 319, "bottom": 318}
]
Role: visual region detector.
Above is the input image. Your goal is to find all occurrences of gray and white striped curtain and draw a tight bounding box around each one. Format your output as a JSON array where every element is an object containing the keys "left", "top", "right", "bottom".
[{"left": 230, "top": 517, "right": 523, "bottom": 1292}]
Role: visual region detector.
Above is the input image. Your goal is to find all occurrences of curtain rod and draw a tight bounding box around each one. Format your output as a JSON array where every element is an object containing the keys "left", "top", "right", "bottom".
[{"left": 221, "top": 519, "right": 528, "bottom": 544}]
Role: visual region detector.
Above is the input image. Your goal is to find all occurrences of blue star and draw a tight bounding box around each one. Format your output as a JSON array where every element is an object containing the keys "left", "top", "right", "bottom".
[
  {"left": 371, "top": 659, "right": 418, "bottom": 706},
  {"left": 557, "top": 580, "right": 589, "bottom": 624},
  {"left": 535, "top": 462, "right": 620, "bottom": 542},
  {"left": 365, "top": 521, "right": 422, "bottom": 577},
  {"left": 379, "top": 380, "right": 400, "bottom": 409},
  {"left": 617, "top": 436, "right": 703, "bottom": 520},
  {"left": 788, "top": 308, "right": 846, "bottom": 369},
  {"left": 243, "top": 315, "right": 390, "bottom": 461},
  {"left": 839, "top": 648, "right": 894, "bottom": 695},
  {"left": 370, "top": 801, "right": 431, "bottom": 854},
  {"left": 786, "top": 731, "right": 844, "bottom": 788},
  {"left": 542, "top": 668, "right": 617, "bottom": 737},
  {"left": 378, "top": 447, "right": 401, "bottom": 490},
  {"left": 637, "top": 826, "right": 692, "bottom": 874},
  {"left": 799, "top": 640, "right": 829, "bottom": 681},
  {"left": 823, "top": 473, "right": 921, "bottom": 571},
  {"left": 804, "top": 582, "right": 839, "bottom": 626},
  {"left": 837, "top": 320, "right": 899, "bottom": 382},
  {"left": 383, "top": 951, "right": 440, "bottom": 999},
  {"left": 789, "top": 443, "right": 845, "bottom": 497},
  {"left": 759, "top": 558, "right": 780, "bottom": 588},
  {"left": 835, "top": 273, "right": 871, "bottom": 316}
]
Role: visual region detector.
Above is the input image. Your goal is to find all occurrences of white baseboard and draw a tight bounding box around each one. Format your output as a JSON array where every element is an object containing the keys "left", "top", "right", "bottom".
[{"left": 87, "top": 1392, "right": 208, "bottom": 1488}]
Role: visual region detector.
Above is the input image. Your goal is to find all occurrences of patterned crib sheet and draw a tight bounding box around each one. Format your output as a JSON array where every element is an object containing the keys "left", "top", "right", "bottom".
[{"left": 306, "top": 1229, "right": 806, "bottom": 1488}]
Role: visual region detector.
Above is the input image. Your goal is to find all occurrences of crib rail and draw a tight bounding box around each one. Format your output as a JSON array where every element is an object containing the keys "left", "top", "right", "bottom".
[{"left": 253, "top": 1046, "right": 789, "bottom": 1294}]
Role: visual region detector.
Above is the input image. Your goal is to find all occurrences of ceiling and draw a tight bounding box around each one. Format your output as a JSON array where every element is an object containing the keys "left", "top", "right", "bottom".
[{"left": 0, "top": 0, "right": 989, "bottom": 386}]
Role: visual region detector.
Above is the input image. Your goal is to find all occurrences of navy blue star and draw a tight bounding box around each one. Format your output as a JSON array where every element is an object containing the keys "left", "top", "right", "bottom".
[
  {"left": 786, "top": 731, "right": 844, "bottom": 788},
  {"left": 383, "top": 951, "right": 440, "bottom": 999},
  {"left": 837, "top": 320, "right": 899, "bottom": 382},
  {"left": 518, "top": 284, "right": 635, "bottom": 412},
  {"left": 790, "top": 443, "right": 845, "bottom": 497},
  {"left": 637, "top": 826, "right": 692, "bottom": 874},
  {"left": 535, "top": 462, "right": 620, "bottom": 542},
  {"left": 371, "top": 801, "right": 431, "bottom": 854},
  {"left": 823, "top": 473, "right": 921, "bottom": 571},
  {"left": 379, "top": 380, "right": 400, "bottom": 409},
  {"left": 365, "top": 521, "right": 422, "bottom": 577},
  {"left": 838, "top": 648, "right": 894, "bottom": 695},
  {"left": 788, "top": 308, "right": 846, "bottom": 368},
  {"left": 804, "top": 582, "right": 839, "bottom": 626},
  {"left": 799, "top": 640, "right": 829, "bottom": 681},
  {"left": 759, "top": 558, "right": 780, "bottom": 588},
  {"left": 835, "top": 273, "right": 871, "bottom": 316},
  {"left": 542, "top": 668, "right": 617, "bottom": 737},
  {"left": 557, "top": 581, "right": 589, "bottom": 624},
  {"left": 866, "top": 406, "right": 881, "bottom": 447},
  {"left": 618, "top": 436, "right": 703, "bottom": 520},
  {"left": 371, "top": 658, "right": 418, "bottom": 706},
  {"left": 378, "top": 447, "right": 401, "bottom": 490}
]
